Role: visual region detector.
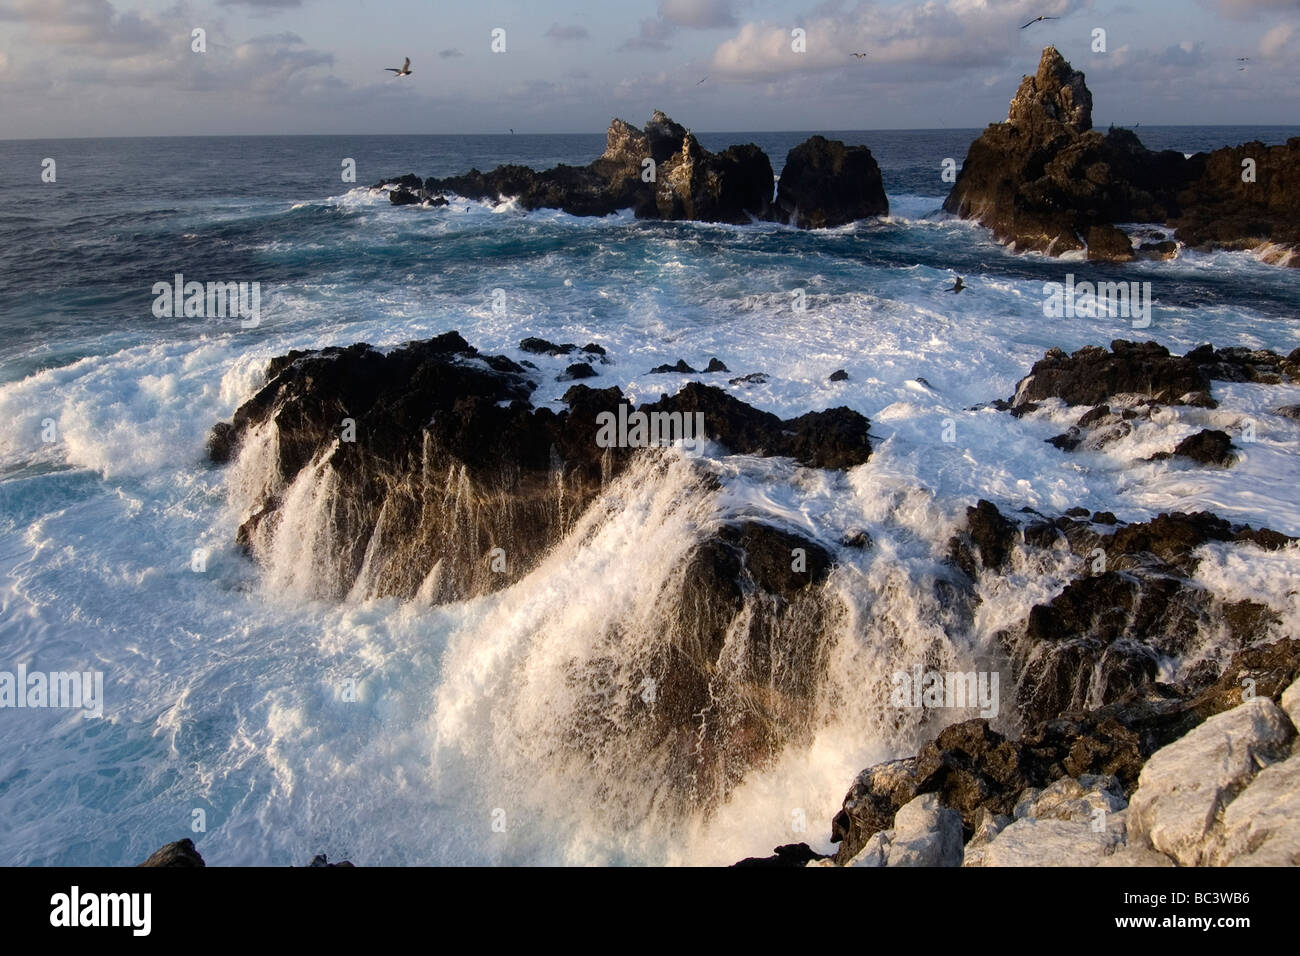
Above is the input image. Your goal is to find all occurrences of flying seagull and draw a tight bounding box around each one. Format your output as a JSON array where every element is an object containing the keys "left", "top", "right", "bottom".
[
  {"left": 1020, "top": 16, "right": 1059, "bottom": 29},
  {"left": 697, "top": 75, "right": 708, "bottom": 85},
  {"left": 385, "top": 57, "right": 412, "bottom": 77},
  {"left": 1237, "top": 57, "right": 1250, "bottom": 61},
  {"left": 946, "top": 276, "right": 965, "bottom": 293},
  {"left": 851, "top": 52, "right": 869, "bottom": 58}
]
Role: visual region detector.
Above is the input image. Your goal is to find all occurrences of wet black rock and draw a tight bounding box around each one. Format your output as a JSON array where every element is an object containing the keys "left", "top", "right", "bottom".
[
  {"left": 771, "top": 136, "right": 889, "bottom": 228},
  {"left": 557, "top": 363, "right": 598, "bottom": 382},
  {"left": 650, "top": 359, "right": 697, "bottom": 374},
  {"left": 1152, "top": 428, "right": 1236, "bottom": 467},
  {"left": 829, "top": 369, "right": 849, "bottom": 382},
  {"left": 422, "top": 111, "right": 773, "bottom": 224},
  {"left": 139, "top": 839, "right": 205, "bottom": 867},
  {"left": 943, "top": 46, "right": 1300, "bottom": 264},
  {"left": 1011, "top": 341, "right": 1212, "bottom": 409},
  {"left": 732, "top": 843, "right": 830, "bottom": 867},
  {"left": 209, "top": 336, "right": 871, "bottom": 604},
  {"left": 519, "top": 337, "right": 577, "bottom": 356},
  {"left": 705, "top": 358, "right": 729, "bottom": 373}
]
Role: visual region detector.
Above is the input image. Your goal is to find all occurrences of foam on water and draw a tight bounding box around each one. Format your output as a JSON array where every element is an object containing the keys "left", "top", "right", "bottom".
[{"left": 1, "top": 180, "right": 1299, "bottom": 865}]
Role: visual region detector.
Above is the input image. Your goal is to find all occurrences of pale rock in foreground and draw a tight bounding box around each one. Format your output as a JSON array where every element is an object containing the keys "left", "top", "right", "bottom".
[
  {"left": 845, "top": 829, "right": 893, "bottom": 867},
  {"left": 1281, "top": 675, "right": 1300, "bottom": 729},
  {"left": 964, "top": 776, "right": 1128, "bottom": 867},
  {"left": 1127, "top": 697, "right": 1295, "bottom": 866},
  {"left": 1209, "top": 752, "right": 1300, "bottom": 866},
  {"left": 887, "top": 794, "right": 964, "bottom": 867}
]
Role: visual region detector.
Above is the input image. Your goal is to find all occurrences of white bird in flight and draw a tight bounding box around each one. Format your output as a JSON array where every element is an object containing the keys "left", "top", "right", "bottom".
[
  {"left": 1020, "top": 16, "right": 1059, "bottom": 29},
  {"left": 851, "top": 52, "right": 869, "bottom": 58},
  {"left": 385, "top": 57, "right": 412, "bottom": 77}
]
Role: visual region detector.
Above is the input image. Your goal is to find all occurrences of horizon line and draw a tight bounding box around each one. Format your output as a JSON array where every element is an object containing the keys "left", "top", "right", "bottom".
[{"left": 4, "top": 122, "right": 1299, "bottom": 143}]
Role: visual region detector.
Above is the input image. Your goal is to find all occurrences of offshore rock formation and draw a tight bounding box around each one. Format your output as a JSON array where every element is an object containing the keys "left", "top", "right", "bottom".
[
  {"left": 376, "top": 111, "right": 891, "bottom": 228},
  {"left": 944, "top": 47, "right": 1300, "bottom": 265},
  {"left": 407, "top": 110, "right": 774, "bottom": 224},
  {"left": 770, "top": 136, "right": 888, "bottom": 228}
]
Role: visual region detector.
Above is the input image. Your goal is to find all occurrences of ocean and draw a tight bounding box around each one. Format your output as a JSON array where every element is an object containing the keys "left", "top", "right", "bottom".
[{"left": 1, "top": 127, "right": 1298, "bottom": 865}]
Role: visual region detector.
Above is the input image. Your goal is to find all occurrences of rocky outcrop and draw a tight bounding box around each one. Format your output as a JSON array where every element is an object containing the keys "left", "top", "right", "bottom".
[
  {"left": 771, "top": 136, "right": 888, "bottom": 228},
  {"left": 417, "top": 111, "right": 773, "bottom": 224},
  {"left": 1128, "top": 697, "right": 1295, "bottom": 866},
  {"left": 1010, "top": 340, "right": 1300, "bottom": 414},
  {"left": 208, "top": 334, "right": 871, "bottom": 605},
  {"left": 382, "top": 111, "right": 898, "bottom": 228},
  {"left": 654, "top": 135, "right": 773, "bottom": 223},
  {"left": 819, "top": 651, "right": 1300, "bottom": 866},
  {"left": 1171, "top": 139, "right": 1300, "bottom": 263},
  {"left": 1011, "top": 341, "right": 1213, "bottom": 409},
  {"left": 962, "top": 776, "right": 1128, "bottom": 866},
  {"left": 138, "top": 839, "right": 205, "bottom": 867},
  {"left": 811, "top": 488, "right": 1298, "bottom": 866},
  {"left": 944, "top": 47, "right": 1300, "bottom": 264}
]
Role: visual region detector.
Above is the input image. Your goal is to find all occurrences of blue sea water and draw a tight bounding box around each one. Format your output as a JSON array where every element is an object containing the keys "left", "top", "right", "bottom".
[{"left": 0, "top": 127, "right": 1298, "bottom": 866}]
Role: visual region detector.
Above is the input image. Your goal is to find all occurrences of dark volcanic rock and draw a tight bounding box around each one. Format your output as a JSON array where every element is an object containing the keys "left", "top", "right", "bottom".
[
  {"left": 139, "top": 839, "right": 205, "bottom": 867},
  {"left": 944, "top": 47, "right": 1300, "bottom": 264},
  {"left": 422, "top": 110, "right": 773, "bottom": 224},
  {"left": 949, "top": 499, "right": 1018, "bottom": 575},
  {"left": 943, "top": 48, "right": 1189, "bottom": 254},
  {"left": 733, "top": 843, "right": 830, "bottom": 867},
  {"left": 1152, "top": 428, "right": 1236, "bottom": 467},
  {"left": 519, "top": 337, "right": 577, "bottom": 356},
  {"left": 655, "top": 135, "right": 774, "bottom": 224},
  {"left": 1171, "top": 139, "right": 1300, "bottom": 264},
  {"left": 208, "top": 337, "right": 870, "bottom": 604},
  {"left": 1086, "top": 224, "right": 1135, "bottom": 262},
  {"left": 641, "top": 382, "right": 872, "bottom": 470},
  {"left": 557, "top": 362, "right": 598, "bottom": 381},
  {"left": 829, "top": 369, "right": 849, "bottom": 382},
  {"left": 308, "top": 854, "right": 355, "bottom": 867},
  {"left": 650, "top": 359, "right": 697, "bottom": 374},
  {"left": 772, "top": 136, "right": 888, "bottom": 228},
  {"left": 1185, "top": 343, "right": 1300, "bottom": 384},
  {"left": 1012, "top": 341, "right": 1212, "bottom": 408}
]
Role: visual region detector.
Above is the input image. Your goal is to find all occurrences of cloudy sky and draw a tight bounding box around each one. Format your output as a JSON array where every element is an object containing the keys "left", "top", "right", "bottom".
[{"left": 1, "top": 0, "right": 1296, "bottom": 137}]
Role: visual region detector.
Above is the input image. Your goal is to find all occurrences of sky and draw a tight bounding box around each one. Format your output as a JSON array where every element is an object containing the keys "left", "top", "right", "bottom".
[{"left": 0, "top": 0, "right": 1297, "bottom": 137}]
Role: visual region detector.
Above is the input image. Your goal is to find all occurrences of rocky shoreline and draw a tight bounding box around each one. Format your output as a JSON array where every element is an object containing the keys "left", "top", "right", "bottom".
[
  {"left": 196, "top": 327, "right": 1300, "bottom": 867},
  {"left": 374, "top": 46, "right": 1299, "bottom": 268}
]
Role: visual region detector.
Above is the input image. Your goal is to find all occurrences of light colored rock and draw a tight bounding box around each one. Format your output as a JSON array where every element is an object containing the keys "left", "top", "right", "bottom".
[
  {"left": 846, "top": 829, "right": 892, "bottom": 867},
  {"left": 964, "top": 809, "right": 1127, "bottom": 866},
  {"left": 1210, "top": 752, "right": 1300, "bottom": 866},
  {"left": 887, "top": 794, "right": 963, "bottom": 867},
  {"left": 1095, "top": 843, "right": 1176, "bottom": 867},
  {"left": 1013, "top": 774, "right": 1125, "bottom": 821},
  {"left": 805, "top": 858, "right": 837, "bottom": 867},
  {"left": 966, "top": 809, "right": 1011, "bottom": 852},
  {"left": 1281, "top": 677, "right": 1300, "bottom": 731},
  {"left": 1128, "top": 697, "right": 1294, "bottom": 866}
]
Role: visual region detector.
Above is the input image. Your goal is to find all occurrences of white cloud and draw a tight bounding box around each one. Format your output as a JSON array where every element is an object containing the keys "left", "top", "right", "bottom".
[
  {"left": 710, "top": 0, "right": 1082, "bottom": 79},
  {"left": 1261, "top": 22, "right": 1297, "bottom": 57}
]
